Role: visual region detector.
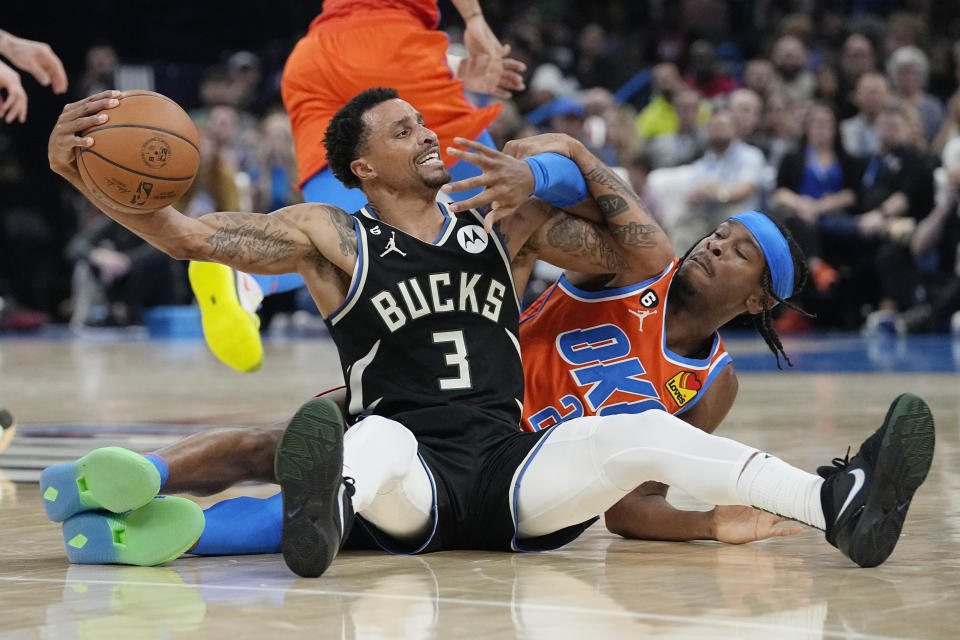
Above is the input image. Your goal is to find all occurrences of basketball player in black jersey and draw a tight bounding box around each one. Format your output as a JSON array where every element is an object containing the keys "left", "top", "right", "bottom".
[{"left": 47, "top": 89, "right": 934, "bottom": 576}]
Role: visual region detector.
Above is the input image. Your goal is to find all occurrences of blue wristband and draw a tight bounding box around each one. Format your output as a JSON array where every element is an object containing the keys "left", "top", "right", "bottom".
[{"left": 523, "top": 152, "right": 588, "bottom": 208}]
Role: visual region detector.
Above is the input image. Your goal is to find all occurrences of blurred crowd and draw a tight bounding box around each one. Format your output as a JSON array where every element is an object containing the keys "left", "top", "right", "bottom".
[{"left": 4, "top": 0, "right": 960, "bottom": 336}]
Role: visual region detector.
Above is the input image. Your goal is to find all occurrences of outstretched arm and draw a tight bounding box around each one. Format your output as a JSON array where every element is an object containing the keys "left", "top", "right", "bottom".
[{"left": 48, "top": 93, "right": 356, "bottom": 311}]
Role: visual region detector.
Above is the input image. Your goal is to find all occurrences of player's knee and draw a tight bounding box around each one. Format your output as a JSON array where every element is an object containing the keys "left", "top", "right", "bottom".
[{"left": 349, "top": 416, "right": 418, "bottom": 472}]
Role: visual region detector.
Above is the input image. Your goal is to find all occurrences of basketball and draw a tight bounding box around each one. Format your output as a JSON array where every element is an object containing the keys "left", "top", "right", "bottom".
[{"left": 77, "top": 90, "right": 200, "bottom": 214}]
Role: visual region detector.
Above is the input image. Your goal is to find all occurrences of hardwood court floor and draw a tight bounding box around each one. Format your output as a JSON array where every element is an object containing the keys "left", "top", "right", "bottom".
[{"left": 1, "top": 334, "right": 959, "bottom": 639}]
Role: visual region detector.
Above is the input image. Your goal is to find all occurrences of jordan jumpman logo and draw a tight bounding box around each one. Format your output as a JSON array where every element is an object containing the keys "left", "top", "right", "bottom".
[
  {"left": 379, "top": 231, "right": 407, "bottom": 258},
  {"left": 628, "top": 308, "right": 657, "bottom": 332}
]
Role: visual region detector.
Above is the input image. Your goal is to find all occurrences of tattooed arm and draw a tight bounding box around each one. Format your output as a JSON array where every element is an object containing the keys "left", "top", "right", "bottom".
[
  {"left": 47, "top": 92, "right": 356, "bottom": 272},
  {"left": 506, "top": 198, "right": 631, "bottom": 293},
  {"left": 498, "top": 133, "right": 675, "bottom": 281},
  {"left": 565, "top": 140, "right": 674, "bottom": 279}
]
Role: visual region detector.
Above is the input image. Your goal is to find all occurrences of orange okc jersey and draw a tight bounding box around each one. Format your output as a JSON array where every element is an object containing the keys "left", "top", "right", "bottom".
[{"left": 518, "top": 260, "right": 732, "bottom": 431}]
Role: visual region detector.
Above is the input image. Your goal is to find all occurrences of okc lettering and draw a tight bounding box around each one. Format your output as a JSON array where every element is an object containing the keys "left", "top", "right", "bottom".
[
  {"left": 371, "top": 271, "right": 506, "bottom": 332},
  {"left": 528, "top": 324, "right": 666, "bottom": 426}
]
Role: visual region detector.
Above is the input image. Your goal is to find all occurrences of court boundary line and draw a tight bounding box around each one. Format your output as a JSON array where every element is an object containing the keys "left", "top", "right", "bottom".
[{"left": 0, "top": 575, "right": 912, "bottom": 640}]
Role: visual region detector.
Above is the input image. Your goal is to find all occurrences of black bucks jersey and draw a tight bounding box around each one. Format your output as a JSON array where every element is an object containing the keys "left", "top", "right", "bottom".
[{"left": 324, "top": 204, "right": 524, "bottom": 447}]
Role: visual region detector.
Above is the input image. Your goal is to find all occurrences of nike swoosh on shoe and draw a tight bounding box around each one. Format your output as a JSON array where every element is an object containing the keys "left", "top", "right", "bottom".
[{"left": 835, "top": 468, "right": 866, "bottom": 523}]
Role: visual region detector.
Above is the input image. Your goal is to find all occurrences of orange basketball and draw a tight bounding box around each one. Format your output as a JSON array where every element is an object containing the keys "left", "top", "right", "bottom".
[{"left": 77, "top": 90, "right": 200, "bottom": 214}]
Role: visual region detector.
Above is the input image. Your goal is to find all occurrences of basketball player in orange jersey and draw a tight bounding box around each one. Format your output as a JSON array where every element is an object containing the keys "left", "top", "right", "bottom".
[
  {"left": 44, "top": 90, "right": 932, "bottom": 575},
  {"left": 189, "top": 0, "right": 526, "bottom": 373},
  {"left": 445, "top": 132, "right": 808, "bottom": 541}
]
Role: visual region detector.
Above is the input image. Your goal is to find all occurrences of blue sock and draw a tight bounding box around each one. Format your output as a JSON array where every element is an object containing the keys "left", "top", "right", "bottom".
[
  {"left": 142, "top": 452, "right": 169, "bottom": 489},
  {"left": 191, "top": 494, "right": 282, "bottom": 555}
]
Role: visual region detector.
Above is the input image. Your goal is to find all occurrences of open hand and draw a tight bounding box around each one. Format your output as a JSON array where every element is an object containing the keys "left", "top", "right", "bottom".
[
  {"left": 442, "top": 136, "right": 535, "bottom": 231},
  {"left": 0, "top": 30, "right": 67, "bottom": 94},
  {"left": 712, "top": 505, "right": 804, "bottom": 544},
  {"left": 47, "top": 91, "right": 121, "bottom": 179},
  {"left": 456, "top": 50, "right": 525, "bottom": 99}
]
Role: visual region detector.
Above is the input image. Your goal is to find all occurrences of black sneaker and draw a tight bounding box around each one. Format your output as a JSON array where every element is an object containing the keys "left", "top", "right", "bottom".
[
  {"left": 819, "top": 393, "right": 935, "bottom": 568},
  {"left": 275, "top": 397, "right": 355, "bottom": 578}
]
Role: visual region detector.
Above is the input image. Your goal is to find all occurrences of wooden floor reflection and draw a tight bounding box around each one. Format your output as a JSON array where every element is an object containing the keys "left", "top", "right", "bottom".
[{"left": 1, "top": 336, "right": 959, "bottom": 639}]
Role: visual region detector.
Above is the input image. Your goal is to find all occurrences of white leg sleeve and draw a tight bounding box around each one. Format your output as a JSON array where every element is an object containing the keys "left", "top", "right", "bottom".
[
  {"left": 516, "top": 410, "right": 758, "bottom": 538},
  {"left": 343, "top": 415, "right": 433, "bottom": 541}
]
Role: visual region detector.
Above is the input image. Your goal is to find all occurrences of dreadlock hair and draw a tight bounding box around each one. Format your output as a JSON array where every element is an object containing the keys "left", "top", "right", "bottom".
[
  {"left": 323, "top": 87, "right": 399, "bottom": 189},
  {"left": 749, "top": 217, "right": 812, "bottom": 369},
  {"left": 678, "top": 217, "right": 812, "bottom": 369}
]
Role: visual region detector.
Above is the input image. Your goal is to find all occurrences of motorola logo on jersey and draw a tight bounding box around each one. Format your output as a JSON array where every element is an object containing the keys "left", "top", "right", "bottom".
[
  {"left": 370, "top": 272, "right": 507, "bottom": 332},
  {"left": 639, "top": 289, "right": 659, "bottom": 308},
  {"left": 457, "top": 225, "right": 489, "bottom": 254}
]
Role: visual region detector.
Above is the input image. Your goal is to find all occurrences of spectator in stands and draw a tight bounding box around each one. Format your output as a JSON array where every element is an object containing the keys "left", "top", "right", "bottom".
[
  {"left": 771, "top": 35, "right": 815, "bottom": 103},
  {"left": 771, "top": 103, "right": 863, "bottom": 294},
  {"left": 683, "top": 40, "right": 736, "bottom": 99},
  {"left": 887, "top": 46, "right": 944, "bottom": 143},
  {"left": 175, "top": 128, "right": 242, "bottom": 218},
  {"left": 574, "top": 24, "right": 619, "bottom": 91},
  {"left": 841, "top": 72, "right": 890, "bottom": 158},
  {"left": 227, "top": 51, "right": 271, "bottom": 115},
  {"left": 858, "top": 105, "right": 935, "bottom": 231},
  {"left": 761, "top": 91, "right": 801, "bottom": 170},
  {"left": 814, "top": 62, "right": 841, "bottom": 111},
  {"left": 890, "top": 137, "right": 960, "bottom": 333},
  {"left": 602, "top": 102, "right": 643, "bottom": 167},
  {"left": 66, "top": 217, "right": 186, "bottom": 328},
  {"left": 670, "top": 109, "right": 766, "bottom": 250},
  {"left": 635, "top": 62, "right": 683, "bottom": 139},
  {"left": 252, "top": 112, "right": 301, "bottom": 213},
  {"left": 884, "top": 12, "right": 928, "bottom": 58},
  {"left": 856, "top": 105, "right": 936, "bottom": 319},
  {"left": 729, "top": 88, "right": 765, "bottom": 150},
  {"left": 75, "top": 44, "right": 115, "bottom": 100},
  {"left": 743, "top": 58, "right": 780, "bottom": 102},
  {"left": 645, "top": 88, "right": 707, "bottom": 169},
  {"left": 838, "top": 34, "right": 878, "bottom": 119}
]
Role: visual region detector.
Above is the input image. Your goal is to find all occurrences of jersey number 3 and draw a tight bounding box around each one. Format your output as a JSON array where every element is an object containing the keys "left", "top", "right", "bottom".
[{"left": 432, "top": 330, "right": 472, "bottom": 390}]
